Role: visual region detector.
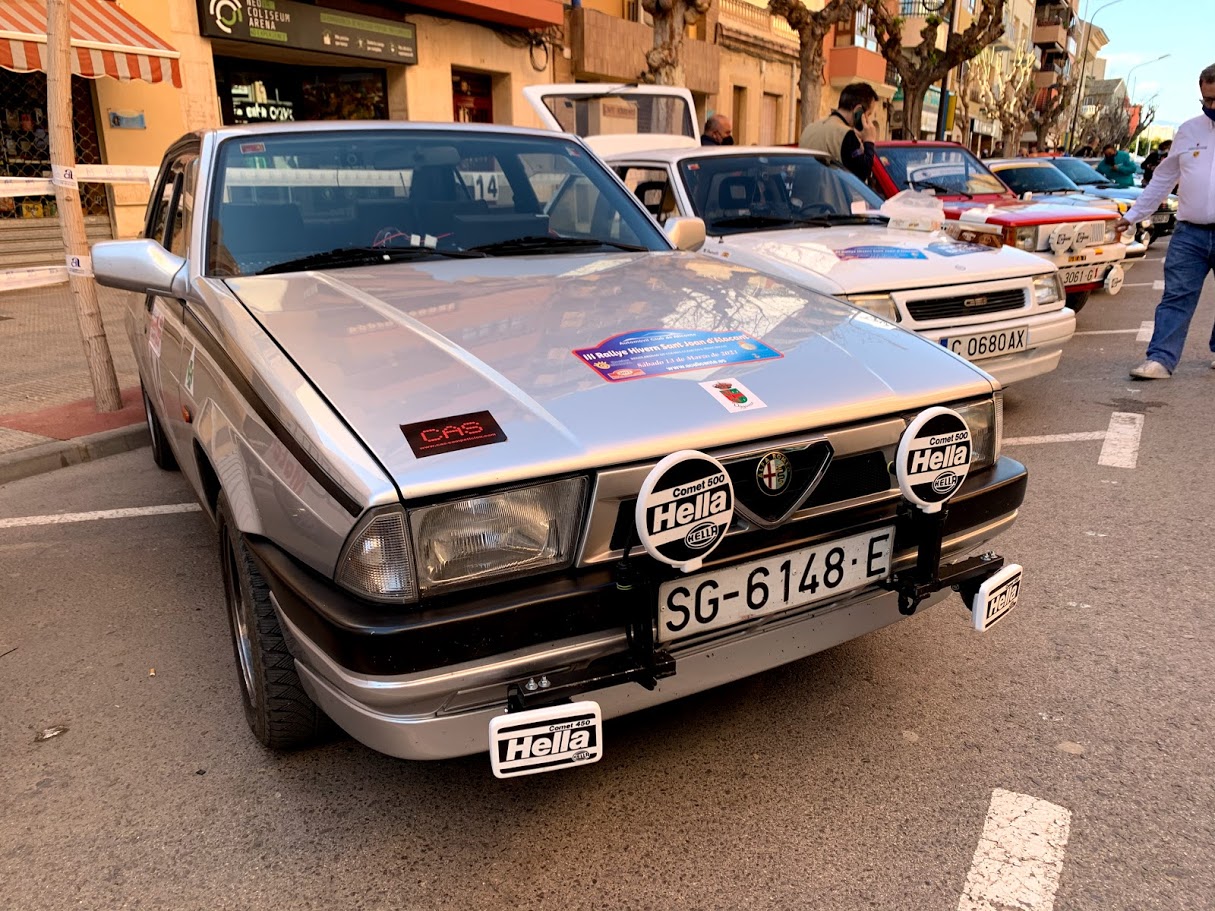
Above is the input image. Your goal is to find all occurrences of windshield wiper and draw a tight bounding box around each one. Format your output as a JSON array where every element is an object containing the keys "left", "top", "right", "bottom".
[
  {"left": 463, "top": 235, "right": 647, "bottom": 255},
  {"left": 257, "top": 245, "right": 485, "bottom": 275},
  {"left": 909, "top": 178, "right": 972, "bottom": 199},
  {"left": 709, "top": 214, "right": 801, "bottom": 230},
  {"left": 793, "top": 213, "right": 887, "bottom": 227}
]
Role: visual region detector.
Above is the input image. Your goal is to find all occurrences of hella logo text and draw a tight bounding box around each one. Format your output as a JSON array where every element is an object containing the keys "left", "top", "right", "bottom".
[
  {"left": 684, "top": 521, "right": 719, "bottom": 549},
  {"left": 932, "top": 471, "right": 959, "bottom": 493}
]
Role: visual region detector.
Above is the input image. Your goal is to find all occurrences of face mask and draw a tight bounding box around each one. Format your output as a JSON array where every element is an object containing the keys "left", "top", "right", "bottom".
[
  {"left": 1104, "top": 153, "right": 1116, "bottom": 162},
  {"left": 1204, "top": 106, "right": 1215, "bottom": 122},
  {"left": 720, "top": 136, "right": 734, "bottom": 146}
]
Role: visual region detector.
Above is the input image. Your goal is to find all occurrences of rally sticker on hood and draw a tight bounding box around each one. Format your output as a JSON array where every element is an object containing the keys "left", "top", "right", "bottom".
[
  {"left": 836, "top": 246, "right": 928, "bottom": 261},
  {"left": 400, "top": 410, "right": 506, "bottom": 458},
  {"left": 573, "top": 329, "right": 781, "bottom": 382},
  {"left": 636, "top": 450, "right": 734, "bottom": 573},
  {"left": 926, "top": 240, "right": 994, "bottom": 257}
]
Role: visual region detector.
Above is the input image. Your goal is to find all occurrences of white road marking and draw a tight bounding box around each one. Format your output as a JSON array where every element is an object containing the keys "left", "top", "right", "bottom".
[
  {"left": 1004, "top": 431, "right": 1106, "bottom": 445},
  {"left": 1153, "top": 279, "right": 1165, "bottom": 290},
  {"left": 0, "top": 503, "right": 202, "bottom": 529},
  {"left": 1098, "top": 412, "right": 1144, "bottom": 468},
  {"left": 958, "top": 788, "right": 1072, "bottom": 911},
  {"left": 1137, "top": 320, "right": 1154, "bottom": 342},
  {"left": 1073, "top": 328, "right": 1139, "bottom": 335},
  {"left": 1122, "top": 282, "right": 1154, "bottom": 288}
]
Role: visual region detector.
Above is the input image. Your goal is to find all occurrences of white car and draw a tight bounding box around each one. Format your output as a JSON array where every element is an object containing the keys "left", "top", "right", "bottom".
[{"left": 525, "top": 85, "right": 1075, "bottom": 387}]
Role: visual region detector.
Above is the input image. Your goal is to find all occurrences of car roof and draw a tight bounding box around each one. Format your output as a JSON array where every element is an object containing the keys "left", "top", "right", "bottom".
[
  {"left": 985, "top": 158, "right": 1057, "bottom": 168},
  {"left": 195, "top": 120, "right": 567, "bottom": 143},
  {"left": 603, "top": 145, "right": 832, "bottom": 164}
]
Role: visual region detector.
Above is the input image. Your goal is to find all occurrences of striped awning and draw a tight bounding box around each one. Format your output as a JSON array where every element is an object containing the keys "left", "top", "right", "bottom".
[{"left": 0, "top": 0, "right": 181, "bottom": 87}]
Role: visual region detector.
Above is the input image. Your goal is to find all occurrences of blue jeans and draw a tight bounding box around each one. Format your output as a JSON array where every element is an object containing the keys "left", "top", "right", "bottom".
[{"left": 1146, "top": 222, "right": 1215, "bottom": 371}]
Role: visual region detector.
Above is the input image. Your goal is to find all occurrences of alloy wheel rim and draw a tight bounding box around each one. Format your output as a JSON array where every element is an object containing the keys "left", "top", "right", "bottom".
[{"left": 223, "top": 532, "right": 258, "bottom": 707}]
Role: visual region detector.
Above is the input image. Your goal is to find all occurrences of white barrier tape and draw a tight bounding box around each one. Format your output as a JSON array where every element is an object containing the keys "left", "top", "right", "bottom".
[
  {"left": 0, "top": 178, "right": 54, "bottom": 197},
  {"left": 1, "top": 164, "right": 157, "bottom": 198},
  {"left": 66, "top": 254, "right": 93, "bottom": 277},
  {"left": 51, "top": 164, "right": 78, "bottom": 190},
  {"left": 0, "top": 265, "right": 68, "bottom": 293}
]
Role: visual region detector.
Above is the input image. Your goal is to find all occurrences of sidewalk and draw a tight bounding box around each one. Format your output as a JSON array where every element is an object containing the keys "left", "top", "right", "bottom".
[{"left": 0, "top": 282, "right": 148, "bottom": 485}]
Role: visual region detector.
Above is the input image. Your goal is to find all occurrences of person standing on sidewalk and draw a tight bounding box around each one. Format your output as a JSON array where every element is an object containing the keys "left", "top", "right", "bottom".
[
  {"left": 1118, "top": 64, "right": 1215, "bottom": 380},
  {"left": 1097, "top": 143, "right": 1138, "bottom": 188},
  {"left": 702, "top": 114, "right": 734, "bottom": 146},
  {"left": 799, "top": 82, "right": 879, "bottom": 182},
  {"left": 1141, "top": 140, "right": 1172, "bottom": 187}
]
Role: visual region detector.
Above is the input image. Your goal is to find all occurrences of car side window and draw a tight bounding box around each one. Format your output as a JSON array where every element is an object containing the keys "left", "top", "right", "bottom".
[
  {"left": 145, "top": 170, "right": 176, "bottom": 246},
  {"left": 618, "top": 167, "right": 677, "bottom": 224},
  {"left": 167, "top": 156, "right": 199, "bottom": 259}
]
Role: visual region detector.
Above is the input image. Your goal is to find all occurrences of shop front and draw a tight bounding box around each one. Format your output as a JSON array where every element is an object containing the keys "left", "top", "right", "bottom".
[
  {"left": 197, "top": 0, "right": 417, "bottom": 126},
  {"left": 0, "top": 0, "right": 182, "bottom": 275}
]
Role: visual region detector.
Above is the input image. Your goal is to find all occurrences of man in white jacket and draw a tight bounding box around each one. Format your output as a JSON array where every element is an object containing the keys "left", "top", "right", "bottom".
[{"left": 1118, "top": 64, "right": 1215, "bottom": 379}]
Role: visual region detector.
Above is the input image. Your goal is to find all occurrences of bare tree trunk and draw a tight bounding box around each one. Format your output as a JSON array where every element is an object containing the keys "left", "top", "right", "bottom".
[
  {"left": 47, "top": 0, "right": 121, "bottom": 412},
  {"left": 798, "top": 43, "right": 826, "bottom": 127},
  {"left": 901, "top": 80, "right": 930, "bottom": 139}
]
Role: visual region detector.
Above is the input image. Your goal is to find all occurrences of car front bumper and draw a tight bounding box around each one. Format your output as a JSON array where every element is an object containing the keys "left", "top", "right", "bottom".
[
  {"left": 917, "top": 307, "right": 1076, "bottom": 387},
  {"left": 248, "top": 457, "right": 1028, "bottom": 760}
]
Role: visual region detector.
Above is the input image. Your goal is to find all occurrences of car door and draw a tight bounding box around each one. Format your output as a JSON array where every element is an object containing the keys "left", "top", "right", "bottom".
[{"left": 140, "top": 151, "right": 199, "bottom": 463}]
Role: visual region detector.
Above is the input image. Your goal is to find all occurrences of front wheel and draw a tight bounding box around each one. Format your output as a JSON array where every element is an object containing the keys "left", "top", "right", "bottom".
[
  {"left": 142, "top": 385, "right": 178, "bottom": 471},
  {"left": 1066, "top": 290, "right": 1090, "bottom": 313},
  {"left": 218, "top": 496, "right": 334, "bottom": 750}
]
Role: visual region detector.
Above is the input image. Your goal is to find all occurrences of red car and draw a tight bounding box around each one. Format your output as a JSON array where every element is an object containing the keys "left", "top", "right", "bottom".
[{"left": 870, "top": 141, "right": 1127, "bottom": 311}]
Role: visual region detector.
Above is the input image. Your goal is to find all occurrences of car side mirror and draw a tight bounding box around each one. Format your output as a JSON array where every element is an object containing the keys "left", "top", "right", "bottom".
[
  {"left": 665, "top": 216, "right": 706, "bottom": 252},
  {"left": 1020, "top": 191, "right": 1033, "bottom": 201},
  {"left": 92, "top": 239, "right": 187, "bottom": 297}
]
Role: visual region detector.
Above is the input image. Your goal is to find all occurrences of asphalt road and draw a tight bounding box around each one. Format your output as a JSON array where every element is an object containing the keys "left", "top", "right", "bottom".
[{"left": 2, "top": 241, "right": 1213, "bottom": 911}]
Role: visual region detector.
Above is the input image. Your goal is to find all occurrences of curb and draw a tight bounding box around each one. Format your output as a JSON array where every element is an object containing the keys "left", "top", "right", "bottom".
[{"left": 0, "top": 423, "right": 150, "bottom": 486}]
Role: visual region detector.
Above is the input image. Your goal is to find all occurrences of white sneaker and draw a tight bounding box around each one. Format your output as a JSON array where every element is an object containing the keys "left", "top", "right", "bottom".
[{"left": 1130, "top": 359, "right": 1171, "bottom": 379}]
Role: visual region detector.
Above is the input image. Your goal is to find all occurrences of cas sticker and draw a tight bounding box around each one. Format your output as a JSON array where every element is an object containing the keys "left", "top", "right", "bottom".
[
  {"left": 895, "top": 407, "right": 972, "bottom": 513},
  {"left": 699, "top": 377, "right": 766, "bottom": 413},
  {"left": 636, "top": 450, "right": 734, "bottom": 573},
  {"left": 400, "top": 410, "right": 506, "bottom": 459}
]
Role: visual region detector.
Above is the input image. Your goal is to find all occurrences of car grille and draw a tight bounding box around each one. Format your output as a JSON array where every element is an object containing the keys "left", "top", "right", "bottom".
[
  {"left": 607, "top": 451, "right": 892, "bottom": 550},
  {"left": 905, "top": 288, "right": 1026, "bottom": 321}
]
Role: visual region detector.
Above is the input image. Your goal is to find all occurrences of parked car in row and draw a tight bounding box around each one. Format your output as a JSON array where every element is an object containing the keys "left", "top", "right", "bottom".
[
  {"left": 1049, "top": 156, "right": 1177, "bottom": 239},
  {"left": 870, "top": 141, "right": 1127, "bottom": 312},
  {"left": 984, "top": 158, "right": 1152, "bottom": 256},
  {"left": 526, "top": 85, "right": 1074, "bottom": 387},
  {"left": 90, "top": 121, "right": 1026, "bottom": 776}
]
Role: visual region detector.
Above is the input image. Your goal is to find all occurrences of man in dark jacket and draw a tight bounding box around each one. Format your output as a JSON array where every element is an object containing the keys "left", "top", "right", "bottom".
[
  {"left": 1141, "top": 140, "right": 1172, "bottom": 186},
  {"left": 702, "top": 114, "right": 734, "bottom": 145}
]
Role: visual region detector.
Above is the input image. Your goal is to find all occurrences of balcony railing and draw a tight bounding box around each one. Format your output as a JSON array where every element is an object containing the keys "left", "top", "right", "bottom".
[
  {"left": 718, "top": 0, "right": 798, "bottom": 40},
  {"left": 899, "top": 0, "right": 952, "bottom": 20}
]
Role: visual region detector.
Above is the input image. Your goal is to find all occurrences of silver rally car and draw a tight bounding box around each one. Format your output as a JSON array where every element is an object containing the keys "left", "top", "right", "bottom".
[{"left": 93, "top": 122, "right": 1026, "bottom": 777}]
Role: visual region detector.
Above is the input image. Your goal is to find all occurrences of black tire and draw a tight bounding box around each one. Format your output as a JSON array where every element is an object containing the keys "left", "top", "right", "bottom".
[
  {"left": 1066, "top": 290, "right": 1090, "bottom": 313},
  {"left": 217, "top": 496, "right": 333, "bottom": 750},
  {"left": 142, "top": 384, "right": 178, "bottom": 471}
]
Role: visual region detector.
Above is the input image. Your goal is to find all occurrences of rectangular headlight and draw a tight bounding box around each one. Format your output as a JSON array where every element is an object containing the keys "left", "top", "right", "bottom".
[
  {"left": 953, "top": 395, "right": 1002, "bottom": 469},
  {"left": 840, "top": 293, "right": 899, "bottom": 322},
  {"left": 1003, "top": 226, "right": 1037, "bottom": 251},
  {"left": 410, "top": 478, "right": 587, "bottom": 595},
  {"left": 1032, "top": 272, "right": 1063, "bottom": 306}
]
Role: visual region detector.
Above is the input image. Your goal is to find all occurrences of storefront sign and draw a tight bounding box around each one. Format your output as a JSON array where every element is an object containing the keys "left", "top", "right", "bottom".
[{"left": 198, "top": 0, "right": 417, "bottom": 65}]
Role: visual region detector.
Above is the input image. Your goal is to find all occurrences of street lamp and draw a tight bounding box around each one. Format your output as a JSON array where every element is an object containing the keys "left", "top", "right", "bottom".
[
  {"left": 1126, "top": 53, "right": 1170, "bottom": 103},
  {"left": 1067, "top": 0, "right": 1128, "bottom": 152}
]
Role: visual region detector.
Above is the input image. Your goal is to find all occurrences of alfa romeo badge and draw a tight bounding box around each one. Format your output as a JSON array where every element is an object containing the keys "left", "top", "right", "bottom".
[{"left": 755, "top": 451, "right": 792, "bottom": 496}]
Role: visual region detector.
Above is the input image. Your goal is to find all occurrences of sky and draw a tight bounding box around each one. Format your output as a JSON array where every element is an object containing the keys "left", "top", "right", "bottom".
[{"left": 1084, "top": 0, "right": 1212, "bottom": 128}]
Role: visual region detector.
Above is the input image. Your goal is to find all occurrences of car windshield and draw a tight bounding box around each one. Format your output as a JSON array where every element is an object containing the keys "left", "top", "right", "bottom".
[
  {"left": 676, "top": 153, "right": 885, "bottom": 235},
  {"left": 878, "top": 147, "right": 1009, "bottom": 196},
  {"left": 994, "top": 165, "right": 1081, "bottom": 195},
  {"left": 1051, "top": 157, "right": 1109, "bottom": 186},
  {"left": 538, "top": 90, "right": 696, "bottom": 141},
  {"left": 206, "top": 129, "right": 667, "bottom": 276}
]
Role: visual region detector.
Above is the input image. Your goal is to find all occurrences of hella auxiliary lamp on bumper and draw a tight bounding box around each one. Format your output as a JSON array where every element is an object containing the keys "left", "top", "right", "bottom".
[{"left": 488, "top": 406, "right": 1022, "bottom": 779}]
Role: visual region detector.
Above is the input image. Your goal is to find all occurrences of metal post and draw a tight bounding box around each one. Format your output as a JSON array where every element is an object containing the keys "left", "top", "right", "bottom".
[{"left": 934, "top": 0, "right": 961, "bottom": 141}]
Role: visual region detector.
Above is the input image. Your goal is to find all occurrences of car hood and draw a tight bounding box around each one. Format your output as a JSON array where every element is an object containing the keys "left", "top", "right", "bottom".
[
  {"left": 706, "top": 224, "right": 1046, "bottom": 294},
  {"left": 226, "top": 253, "right": 992, "bottom": 498},
  {"left": 945, "top": 198, "right": 1118, "bottom": 226}
]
